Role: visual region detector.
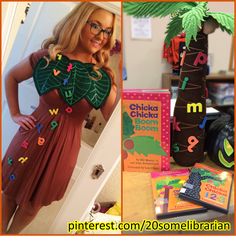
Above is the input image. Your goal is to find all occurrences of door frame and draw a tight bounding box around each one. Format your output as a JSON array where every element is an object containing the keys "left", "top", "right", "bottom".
[{"left": 49, "top": 101, "right": 121, "bottom": 234}]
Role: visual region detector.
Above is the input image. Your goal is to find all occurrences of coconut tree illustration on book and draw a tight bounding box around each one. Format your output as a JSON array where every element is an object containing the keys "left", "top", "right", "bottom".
[
  {"left": 123, "top": 2, "right": 234, "bottom": 166},
  {"left": 155, "top": 178, "right": 184, "bottom": 213},
  {"left": 191, "top": 167, "right": 226, "bottom": 185},
  {"left": 122, "top": 112, "right": 166, "bottom": 160},
  {"left": 183, "top": 167, "right": 226, "bottom": 199}
]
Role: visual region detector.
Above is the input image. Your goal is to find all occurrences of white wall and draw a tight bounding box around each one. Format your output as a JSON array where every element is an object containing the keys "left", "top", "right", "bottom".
[
  {"left": 124, "top": 1, "right": 234, "bottom": 89},
  {"left": 208, "top": 2, "right": 234, "bottom": 72},
  {"left": 2, "top": 2, "right": 30, "bottom": 70},
  {"left": 123, "top": 14, "right": 170, "bottom": 89}
]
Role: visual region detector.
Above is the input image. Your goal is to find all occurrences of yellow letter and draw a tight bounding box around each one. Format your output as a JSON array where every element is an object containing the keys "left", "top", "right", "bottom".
[
  {"left": 18, "top": 157, "right": 28, "bottom": 164},
  {"left": 187, "top": 103, "right": 202, "bottom": 113},
  {"left": 49, "top": 108, "right": 59, "bottom": 115}
]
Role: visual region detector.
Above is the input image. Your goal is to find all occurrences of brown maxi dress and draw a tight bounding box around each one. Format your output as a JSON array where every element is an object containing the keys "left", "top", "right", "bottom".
[{"left": 2, "top": 49, "right": 110, "bottom": 208}]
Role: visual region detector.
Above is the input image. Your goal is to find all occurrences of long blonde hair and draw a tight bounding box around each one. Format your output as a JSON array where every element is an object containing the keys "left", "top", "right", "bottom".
[{"left": 42, "top": 2, "right": 116, "bottom": 82}]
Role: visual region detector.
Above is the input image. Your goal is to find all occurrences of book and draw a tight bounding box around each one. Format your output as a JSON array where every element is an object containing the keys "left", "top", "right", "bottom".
[
  {"left": 179, "top": 163, "right": 233, "bottom": 213},
  {"left": 122, "top": 89, "right": 170, "bottom": 172},
  {"left": 151, "top": 169, "right": 207, "bottom": 219}
]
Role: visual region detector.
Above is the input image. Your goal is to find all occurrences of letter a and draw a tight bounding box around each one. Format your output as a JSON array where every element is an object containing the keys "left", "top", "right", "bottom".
[{"left": 38, "top": 137, "right": 45, "bottom": 146}]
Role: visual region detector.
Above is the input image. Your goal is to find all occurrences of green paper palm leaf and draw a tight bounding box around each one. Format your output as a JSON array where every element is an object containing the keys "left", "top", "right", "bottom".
[
  {"left": 124, "top": 2, "right": 233, "bottom": 48},
  {"left": 181, "top": 2, "right": 208, "bottom": 47},
  {"left": 85, "top": 69, "right": 111, "bottom": 109},
  {"left": 165, "top": 16, "right": 183, "bottom": 46},
  {"left": 123, "top": 2, "right": 198, "bottom": 18},
  {"left": 33, "top": 55, "right": 111, "bottom": 107},
  {"left": 207, "top": 12, "right": 234, "bottom": 34}
]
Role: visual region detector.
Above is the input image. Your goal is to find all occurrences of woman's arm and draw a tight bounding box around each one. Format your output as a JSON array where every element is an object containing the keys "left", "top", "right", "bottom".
[
  {"left": 5, "top": 56, "right": 37, "bottom": 130},
  {"left": 100, "top": 84, "right": 117, "bottom": 121}
]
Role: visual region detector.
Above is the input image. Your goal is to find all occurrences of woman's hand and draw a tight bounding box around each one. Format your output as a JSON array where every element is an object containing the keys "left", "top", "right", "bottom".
[{"left": 12, "top": 113, "right": 37, "bottom": 130}]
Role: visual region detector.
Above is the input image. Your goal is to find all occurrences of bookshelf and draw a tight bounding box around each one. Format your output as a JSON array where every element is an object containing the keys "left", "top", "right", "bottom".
[
  {"left": 162, "top": 73, "right": 234, "bottom": 113},
  {"left": 162, "top": 73, "right": 234, "bottom": 88}
]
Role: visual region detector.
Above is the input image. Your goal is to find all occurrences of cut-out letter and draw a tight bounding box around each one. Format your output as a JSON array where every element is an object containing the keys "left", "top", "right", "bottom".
[
  {"left": 51, "top": 121, "right": 58, "bottom": 130},
  {"left": 187, "top": 136, "right": 199, "bottom": 152},
  {"left": 49, "top": 108, "right": 59, "bottom": 115},
  {"left": 21, "top": 140, "right": 29, "bottom": 149},
  {"left": 18, "top": 157, "right": 28, "bottom": 164},
  {"left": 65, "top": 107, "right": 73, "bottom": 113},
  {"left": 187, "top": 103, "right": 203, "bottom": 113},
  {"left": 193, "top": 52, "right": 208, "bottom": 66},
  {"left": 38, "top": 137, "right": 45, "bottom": 146}
]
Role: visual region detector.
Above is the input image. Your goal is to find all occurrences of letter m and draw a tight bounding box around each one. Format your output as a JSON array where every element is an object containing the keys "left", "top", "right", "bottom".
[
  {"left": 187, "top": 103, "right": 202, "bottom": 113},
  {"left": 49, "top": 108, "right": 59, "bottom": 115}
]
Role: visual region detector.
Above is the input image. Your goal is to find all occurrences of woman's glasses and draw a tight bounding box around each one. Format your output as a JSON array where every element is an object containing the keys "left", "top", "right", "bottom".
[{"left": 86, "top": 21, "right": 113, "bottom": 39}]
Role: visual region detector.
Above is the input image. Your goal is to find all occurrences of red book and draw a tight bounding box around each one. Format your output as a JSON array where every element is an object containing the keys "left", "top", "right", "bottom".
[{"left": 122, "top": 89, "right": 170, "bottom": 172}]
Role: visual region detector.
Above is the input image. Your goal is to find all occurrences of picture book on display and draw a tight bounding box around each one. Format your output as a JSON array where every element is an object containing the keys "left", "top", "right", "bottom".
[
  {"left": 151, "top": 169, "right": 207, "bottom": 219},
  {"left": 179, "top": 163, "right": 233, "bottom": 214},
  {"left": 122, "top": 89, "right": 170, "bottom": 172}
]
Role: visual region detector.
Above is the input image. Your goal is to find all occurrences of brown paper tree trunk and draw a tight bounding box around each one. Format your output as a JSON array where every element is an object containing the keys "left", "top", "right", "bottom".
[{"left": 172, "top": 31, "right": 208, "bottom": 166}]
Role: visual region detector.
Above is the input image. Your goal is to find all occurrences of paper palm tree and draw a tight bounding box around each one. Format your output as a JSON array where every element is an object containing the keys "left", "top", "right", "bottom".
[
  {"left": 124, "top": 2, "right": 234, "bottom": 166},
  {"left": 156, "top": 178, "right": 183, "bottom": 213}
]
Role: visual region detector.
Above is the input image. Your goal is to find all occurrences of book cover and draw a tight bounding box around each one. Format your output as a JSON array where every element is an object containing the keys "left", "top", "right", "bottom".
[
  {"left": 122, "top": 89, "right": 170, "bottom": 172},
  {"left": 151, "top": 169, "right": 207, "bottom": 219},
  {"left": 179, "top": 163, "right": 233, "bottom": 213}
]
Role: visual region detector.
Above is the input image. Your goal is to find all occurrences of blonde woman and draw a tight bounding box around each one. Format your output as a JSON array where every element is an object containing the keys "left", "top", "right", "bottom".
[{"left": 2, "top": 2, "right": 118, "bottom": 234}]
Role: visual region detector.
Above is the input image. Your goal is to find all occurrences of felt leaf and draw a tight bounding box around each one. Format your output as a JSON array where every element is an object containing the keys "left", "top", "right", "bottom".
[
  {"left": 33, "top": 55, "right": 111, "bottom": 107},
  {"left": 207, "top": 12, "right": 234, "bottom": 35},
  {"left": 123, "top": 2, "right": 198, "bottom": 18},
  {"left": 123, "top": 112, "right": 135, "bottom": 139},
  {"left": 34, "top": 56, "right": 68, "bottom": 94},
  {"left": 165, "top": 16, "right": 183, "bottom": 46},
  {"left": 123, "top": 136, "right": 167, "bottom": 156},
  {"left": 58, "top": 63, "right": 92, "bottom": 106},
  {"left": 181, "top": 2, "right": 208, "bottom": 48},
  {"left": 85, "top": 69, "right": 111, "bottom": 109}
]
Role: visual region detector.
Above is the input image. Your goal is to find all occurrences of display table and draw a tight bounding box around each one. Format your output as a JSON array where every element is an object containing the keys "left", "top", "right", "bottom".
[{"left": 123, "top": 157, "right": 234, "bottom": 234}]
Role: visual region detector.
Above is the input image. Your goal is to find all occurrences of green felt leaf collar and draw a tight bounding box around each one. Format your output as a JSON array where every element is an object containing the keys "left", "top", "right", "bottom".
[{"left": 33, "top": 54, "right": 111, "bottom": 109}]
